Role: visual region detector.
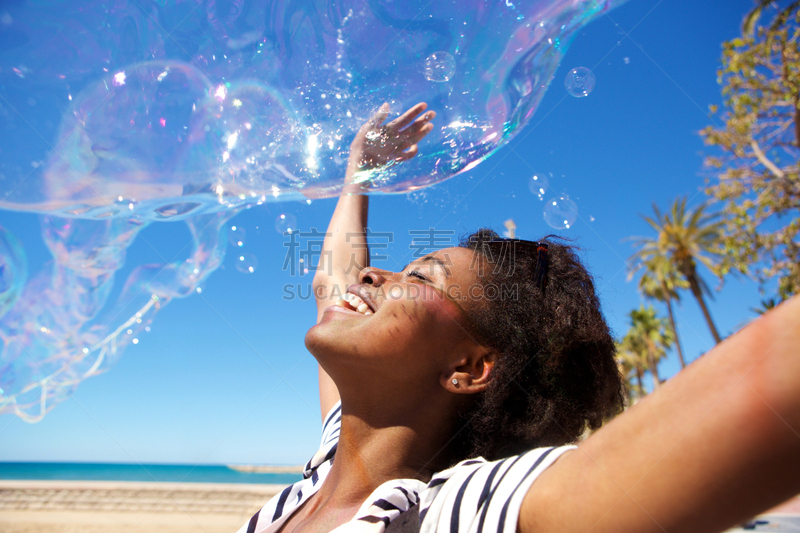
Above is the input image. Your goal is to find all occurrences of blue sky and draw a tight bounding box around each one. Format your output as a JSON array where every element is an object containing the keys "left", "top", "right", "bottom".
[{"left": 0, "top": 0, "right": 772, "bottom": 466}]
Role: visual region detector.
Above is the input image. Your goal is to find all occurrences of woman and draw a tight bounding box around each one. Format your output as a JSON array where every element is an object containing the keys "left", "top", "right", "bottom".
[{"left": 239, "top": 103, "right": 800, "bottom": 533}]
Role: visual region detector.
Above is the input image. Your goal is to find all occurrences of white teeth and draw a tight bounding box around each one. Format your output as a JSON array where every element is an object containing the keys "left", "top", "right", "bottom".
[{"left": 341, "top": 293, "right": 372, "bottom": 315}]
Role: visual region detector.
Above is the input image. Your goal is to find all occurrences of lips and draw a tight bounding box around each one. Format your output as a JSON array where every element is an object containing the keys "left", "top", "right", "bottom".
[
  {"left": 348, "top": 285, "right": 377, "bottom": 313},
  {"left": 344, "top": 297, "right": 370, "bottom": 315}
]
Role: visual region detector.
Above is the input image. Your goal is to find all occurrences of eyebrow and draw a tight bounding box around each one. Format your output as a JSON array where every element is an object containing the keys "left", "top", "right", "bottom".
[
  {"left": 420, "top": 256, "right": 450, "bottom": 276},
  {"left": 400, "top": 255, "right": 447, "bottom": 272}
]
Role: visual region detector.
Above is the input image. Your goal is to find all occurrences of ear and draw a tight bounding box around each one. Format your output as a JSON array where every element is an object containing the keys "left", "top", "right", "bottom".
[{"left": 441, "top": 347, "right": 497, "bottom": 395}]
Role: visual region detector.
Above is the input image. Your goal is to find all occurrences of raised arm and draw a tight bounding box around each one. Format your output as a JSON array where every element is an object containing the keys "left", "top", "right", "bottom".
[
  {"left": 520, "top": 294, "right": 800, "bottom": 533},
  {"left": 311, "top": 102, "right": 435, "bottom": 418}
]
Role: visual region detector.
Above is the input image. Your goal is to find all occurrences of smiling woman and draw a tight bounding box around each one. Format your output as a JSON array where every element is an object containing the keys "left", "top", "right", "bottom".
[{"left": 237, "top": 103, "right": 800, "bottom": 533}]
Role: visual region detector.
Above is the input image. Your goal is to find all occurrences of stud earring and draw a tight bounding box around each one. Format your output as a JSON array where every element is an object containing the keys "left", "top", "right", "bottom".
[{"left": 451, "top": 378, "right": 458, "bottom": 385}]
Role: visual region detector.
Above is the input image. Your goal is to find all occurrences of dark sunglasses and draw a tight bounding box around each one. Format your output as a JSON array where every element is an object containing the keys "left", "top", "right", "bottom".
[{"left": 474, "top": 238, "right": 549, "bottom": 293}]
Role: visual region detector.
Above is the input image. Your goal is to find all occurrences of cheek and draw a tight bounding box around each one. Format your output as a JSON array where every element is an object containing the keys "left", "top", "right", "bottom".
[{"left": 409, "top": 286, "right": 470, "bottom": 342}]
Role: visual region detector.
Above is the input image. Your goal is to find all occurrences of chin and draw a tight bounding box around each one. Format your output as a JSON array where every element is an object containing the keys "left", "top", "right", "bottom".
[
  {"left": 304, "top": 320, "right": 344, "bottom": 358},
  {"left": 304, "top": 323, "right": 325, "bottom": 357}
]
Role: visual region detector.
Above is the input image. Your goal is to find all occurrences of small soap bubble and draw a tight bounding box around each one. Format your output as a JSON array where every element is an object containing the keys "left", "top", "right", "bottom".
[
  {"left": 528, "top": 172, "right": 550, "bottom": 200},
  {"left": 424, "top": 51, "right": 456, "bottom": 82},
  {"left": 275, "top": 213, "right": 297, "bottom": 234},
  {"left": 543, "top": 196, "right": 578, "bottom": 230},
  {"left": 565, "top": 67, "right": 595, "bottom": 97},
  {"left": 235, "top": 253, "right": 258, "bottom": 274},
  {"left": 228, "top": 225, "right": 246, "bottom": 247}
]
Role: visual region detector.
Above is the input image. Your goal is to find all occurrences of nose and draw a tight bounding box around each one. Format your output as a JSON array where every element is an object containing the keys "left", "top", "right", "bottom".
[{"left": 358, "top": 267, "right": 390, "bottom": 287}]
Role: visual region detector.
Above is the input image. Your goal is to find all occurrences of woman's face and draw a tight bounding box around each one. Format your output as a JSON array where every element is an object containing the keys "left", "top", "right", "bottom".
[{"left": 305, "top": 247, "right": 489, "bottom": 388}]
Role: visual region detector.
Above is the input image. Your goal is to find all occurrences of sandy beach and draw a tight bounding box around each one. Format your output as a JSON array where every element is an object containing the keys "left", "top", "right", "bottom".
[
  {"left": 0, "top": 480, "right": 284, "bottom": 533},
  {"left": 1, "top": 480, "right": 798, "bottom": 533}
]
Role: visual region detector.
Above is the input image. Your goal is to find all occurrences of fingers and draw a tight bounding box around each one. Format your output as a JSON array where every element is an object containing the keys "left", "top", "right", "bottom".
[
  {"left": 354, "top": 102, "right": 434, "bottom": 166},
  {"left": 395, "top": 144, "right": 419, "bottom": 162},
  {"left": 387, "top": 102, "right": 428, "bottom": 132},
  {"left": 367, "top": 102, "right": 391, "bottom": 128},
  {"left": 414, "top": 109, "right": 436, "bottom": 124},
  {"left": 402, "top": 120, "right": 434, "bottom": 147}
]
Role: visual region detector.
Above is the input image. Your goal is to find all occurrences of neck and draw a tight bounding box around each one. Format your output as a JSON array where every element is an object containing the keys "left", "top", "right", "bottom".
[{"left": 316, "top": 392, "right": 464, "bottom": 511}]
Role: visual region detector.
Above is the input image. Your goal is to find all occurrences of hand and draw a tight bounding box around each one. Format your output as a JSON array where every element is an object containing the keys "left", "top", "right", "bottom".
[{"left": 348, "top": 102, "right": 435, "bottom": 174}]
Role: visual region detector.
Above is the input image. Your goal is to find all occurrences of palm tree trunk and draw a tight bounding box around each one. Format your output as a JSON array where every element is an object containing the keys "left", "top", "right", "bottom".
[
  {"left": 647, "top": 344, "right": 661, "bottom": 390},
  {"left": 688, "top": 275, "right": 722, "bottom": 344},
  {"left": 662, "top": 288, "right": 686, "bottom": 368},
  {"left": 682, "top": 261, "right": 722, "bottom": 344},
  {"left": 635, "top": 368, "right": 644, "bottom": 399}
]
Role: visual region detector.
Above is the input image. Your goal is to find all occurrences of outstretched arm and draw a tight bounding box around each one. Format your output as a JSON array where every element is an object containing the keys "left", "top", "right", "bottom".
[
  {"left": 311, "top": 102, "right": 435, "bottom": 419},
  {"left": 520, "top": 294, "right": 800, "bottom": 533}
]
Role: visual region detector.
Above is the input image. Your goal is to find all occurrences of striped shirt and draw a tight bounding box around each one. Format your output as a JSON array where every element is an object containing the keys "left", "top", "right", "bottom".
[{"left": 237, "top": 403, "right": 574, "bottom": 533}]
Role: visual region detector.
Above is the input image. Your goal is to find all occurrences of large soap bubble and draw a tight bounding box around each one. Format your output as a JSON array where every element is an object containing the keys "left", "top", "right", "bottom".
[
  {"left": 0, "top": 212, "right": 233, "bottom": 421},
  {"left": 0, "top": 225, "right": 27, "bottom": 320},
  {"left": 1, "top": 0, "right": 627, "bottom": 213},
  {"left": 0, "top": 0, "right": 628, "bottom": 420}
]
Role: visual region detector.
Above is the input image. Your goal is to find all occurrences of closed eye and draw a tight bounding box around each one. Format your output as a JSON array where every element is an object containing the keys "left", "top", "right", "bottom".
[{"left": 407, "top": 270, "right": 429, "bottom": 282}]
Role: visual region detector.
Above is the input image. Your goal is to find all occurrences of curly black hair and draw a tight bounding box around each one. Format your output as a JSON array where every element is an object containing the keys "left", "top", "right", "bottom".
[{"left": 452, "top": 229, "right": 625, "bottom": 461}]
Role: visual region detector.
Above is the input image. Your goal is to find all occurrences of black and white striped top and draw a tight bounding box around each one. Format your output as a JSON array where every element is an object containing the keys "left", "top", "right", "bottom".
[{"left": 237, "top": 403, "right": 574, "bottom": 533}]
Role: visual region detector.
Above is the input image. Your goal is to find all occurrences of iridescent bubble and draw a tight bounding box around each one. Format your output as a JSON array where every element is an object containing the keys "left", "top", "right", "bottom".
[
  {"left": 229, "top": 225, "right": 246, "bottom": 247},
  {"left": 191, "top": 80, "right": 308, "bottom": 195},
  {"left": 0, "top": 0, "right": 628, "bottom": 420},
  {"left": 565, "top": 67, "right": 596, "bottom": 97},
  {"left": 235, "top": 253, "right": 258, "bottom": 274},
  {"left": 275, "top": 213, "right": 298, "bottom": 235},
  {"left": 528, "top": 172, "right": 550, "bottom": 200},
  {"left": 0, "top": 225, "right": 27, "bottom": 320},
  {"left": 424, "top": 52, "right": 457, "bottom": 83},
  {"left": 543, "top": 196, "right": 578, "bottom": 230},
  {"left": 0, "top": 212, "right": 233, "bottom": 421},
  {"left": 41, "top": 61, "right": 215, "bottom": 218},
  {"left": 0, "top": 0, "right": 624, "bottom": 210}
]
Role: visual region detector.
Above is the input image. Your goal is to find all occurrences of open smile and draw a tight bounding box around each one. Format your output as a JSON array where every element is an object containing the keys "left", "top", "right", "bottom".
[{"left": 334, "top": 286, "right": 377, "bottom": 315}]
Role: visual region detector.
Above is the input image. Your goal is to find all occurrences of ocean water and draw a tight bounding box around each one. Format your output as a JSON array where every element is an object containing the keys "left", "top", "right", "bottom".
[{"left": 0, "top": 462, "right": 302, "bottom": 485}]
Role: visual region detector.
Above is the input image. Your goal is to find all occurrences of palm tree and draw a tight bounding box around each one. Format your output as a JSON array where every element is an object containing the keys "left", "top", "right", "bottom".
[
  {"left": 744, "top": 1, "right": 800, "bottom": 35},
  {"left": 625, "top": 305, "right": 674, "bottom": 390},
  {"left": 616, "top": 339, "right": 645, "bottom": 403},
  {"left": 751, "top": 297, "right": 785, "bottom": 316},
  {"left": 631, "top": 197, "right": 724, "bottom": 344},
  {"left": 629, "top": 254, "right": 689, "bottom": 368}
]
